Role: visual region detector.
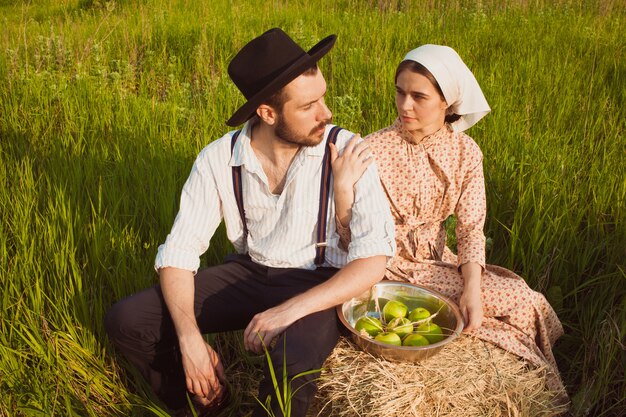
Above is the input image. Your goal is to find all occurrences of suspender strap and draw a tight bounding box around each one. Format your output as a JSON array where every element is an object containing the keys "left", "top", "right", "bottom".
[
  {"left": 230, "top": 126, "right": 343, "bottom": 266},
  {"left": 230, "top": 130, "right": 248, "bottom": 241},
  {"left": 314, "top": 126, "right": 343, "bottom": 266}
]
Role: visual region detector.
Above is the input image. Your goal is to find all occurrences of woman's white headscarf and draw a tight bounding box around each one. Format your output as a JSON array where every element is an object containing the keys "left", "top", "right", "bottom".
[{"left": 402, "top": 45, "right": 491, "bottom": 132}]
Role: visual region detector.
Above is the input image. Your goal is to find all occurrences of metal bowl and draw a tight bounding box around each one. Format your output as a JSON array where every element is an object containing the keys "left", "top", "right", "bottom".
[{"left": 337, "top": 281, "right": 464, "bottom": 362}]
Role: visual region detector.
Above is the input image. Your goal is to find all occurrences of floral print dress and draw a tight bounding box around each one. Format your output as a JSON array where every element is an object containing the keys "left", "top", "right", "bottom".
[{"left": 341, "top": 119, "right": 566, "bottom": 395}]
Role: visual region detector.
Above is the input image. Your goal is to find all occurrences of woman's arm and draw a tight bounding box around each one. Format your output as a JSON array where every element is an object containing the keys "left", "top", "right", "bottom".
[
  {"left": 455, "top": 144, "right": 487, "bottom": 331},
  {"left": 459, "top": 262, "right": 484, "bottom": 331},
  {"left": 330, "top": 134, "right": 373, "bottom": 249}
]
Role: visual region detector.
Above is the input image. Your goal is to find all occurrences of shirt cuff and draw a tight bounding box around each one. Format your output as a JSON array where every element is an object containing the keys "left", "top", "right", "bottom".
[
  {"left": 346, "top": 218, "right": 396, "bottom": 263},
  {"left": 154, "top": 243, "right": 201, "bottom": 274},
  {"left": 346, "top": 238, "right": 396, "bottom": 263},
  {"left": 335, "top": 215, "right": 351, "bottom": 251}
]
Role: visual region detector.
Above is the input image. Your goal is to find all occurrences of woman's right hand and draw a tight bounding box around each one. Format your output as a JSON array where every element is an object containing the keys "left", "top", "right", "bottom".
[
  {"left": 329, "top": 134, "right": 373, "bottom": 193},
  {"left": 330, "top": 134, "right": 374, "bottom": 241}
]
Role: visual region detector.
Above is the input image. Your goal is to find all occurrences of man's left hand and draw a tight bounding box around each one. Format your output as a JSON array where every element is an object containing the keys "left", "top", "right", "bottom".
[{"left": 243, "top": 303, "right": 299, "bottom": 354}]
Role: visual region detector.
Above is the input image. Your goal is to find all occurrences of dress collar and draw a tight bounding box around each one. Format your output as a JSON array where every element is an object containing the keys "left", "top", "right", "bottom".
[{"left": 393, "top": 118, "right": 451, "bottom": 150}]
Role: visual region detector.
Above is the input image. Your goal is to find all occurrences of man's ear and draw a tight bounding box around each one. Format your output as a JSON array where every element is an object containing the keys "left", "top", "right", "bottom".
[{"left": 256, "top": 104, "right": 277, "bottom": 125}]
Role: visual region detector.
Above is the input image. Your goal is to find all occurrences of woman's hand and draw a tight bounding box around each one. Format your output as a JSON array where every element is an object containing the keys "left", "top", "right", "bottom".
[
  {"left": 331, "top": 134, "right": 373, "bottom": 232},
  {"left": 459, "top": 285, "right": 484, "bottom": 332},
  {"left": 459, "top": 262, "right": 484, "bottom": 332},
  {"left": 329, "top": 134, "right": 373, "bottom": 193}
]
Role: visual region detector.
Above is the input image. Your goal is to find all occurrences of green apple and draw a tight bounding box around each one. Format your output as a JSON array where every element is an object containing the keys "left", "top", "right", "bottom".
[
  {"left": 387, "top": 317, "right": 413, "bottom": 339},
  {"left": 402, "top": 333, "right": 430, "bottom": 346},
  {"left": 374, "top": 332, "right": 402, "bottom": 346},
  {"left": 408, "top": 307, "right": 431, "bottom": 322},
  {"left": 415, "top": 322, "right": 444, "bottom": 344},
  {"left": 354, "top": 316, "right": 383, "bottom": 337},
  {"left": 382, "top": 300, "right": 408, "bottom": 323}
]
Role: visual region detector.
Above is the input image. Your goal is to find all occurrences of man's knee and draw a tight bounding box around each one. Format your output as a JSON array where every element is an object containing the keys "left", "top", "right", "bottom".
[
  {"left": 104, "top": 300, "right": 127, "bottom": 344},
  {"left": 104, "top": 297, "right": 147, "bottom": 347}
]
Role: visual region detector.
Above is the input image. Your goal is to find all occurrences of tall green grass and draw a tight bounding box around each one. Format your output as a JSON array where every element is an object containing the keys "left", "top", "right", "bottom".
[{"left": 1, "top": 0, "right": 624, "bottom": 416}]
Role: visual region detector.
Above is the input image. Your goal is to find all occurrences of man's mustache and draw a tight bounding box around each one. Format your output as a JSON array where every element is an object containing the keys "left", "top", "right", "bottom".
[{"left": 312, "top": 119, "right": 332, "bottom": 134}]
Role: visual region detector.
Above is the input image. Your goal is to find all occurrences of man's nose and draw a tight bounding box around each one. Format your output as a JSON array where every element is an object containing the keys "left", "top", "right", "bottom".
[{"left": 319, "top": 102, "right": 332, "bottom": 121}]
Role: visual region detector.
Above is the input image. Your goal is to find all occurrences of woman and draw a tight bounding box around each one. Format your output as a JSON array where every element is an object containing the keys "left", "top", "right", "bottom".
[{"left": 330, "top": 44, "right": 567, "bottom": 398}]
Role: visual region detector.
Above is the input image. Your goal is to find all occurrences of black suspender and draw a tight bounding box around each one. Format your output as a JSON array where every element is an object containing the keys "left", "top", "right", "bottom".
[
  {"left": 230, "top": 126, "right": 343, "bottom": 266},
  {"left": 230, "top": 130, "right": 247, "bottom": 240},
  {"left": 314, "top": 125, "right": 343, "bottom": 265}
]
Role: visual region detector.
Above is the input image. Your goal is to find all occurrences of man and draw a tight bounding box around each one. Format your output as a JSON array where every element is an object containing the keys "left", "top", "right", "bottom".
[{"left": 105, "top": 28, "right": 395, "bottom": 417}]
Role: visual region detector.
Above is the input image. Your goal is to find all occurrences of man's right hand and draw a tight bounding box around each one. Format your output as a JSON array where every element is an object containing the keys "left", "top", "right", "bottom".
[
  {"left": 179, "top": 332, "right": 226, "bottom": 402},
  {"left": 160, "top": 267, "right": 226, "bottom": 402}
]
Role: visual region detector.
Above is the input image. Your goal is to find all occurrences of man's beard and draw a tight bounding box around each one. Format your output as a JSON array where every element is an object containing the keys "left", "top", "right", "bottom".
[{"left": 275, "top": 114, "right": 331, "bottom": 147}]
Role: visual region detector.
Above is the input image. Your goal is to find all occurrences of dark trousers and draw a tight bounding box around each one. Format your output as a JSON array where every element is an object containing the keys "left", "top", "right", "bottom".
[{"left": 104, "top": 254, "right": 340, "bottom": 417}]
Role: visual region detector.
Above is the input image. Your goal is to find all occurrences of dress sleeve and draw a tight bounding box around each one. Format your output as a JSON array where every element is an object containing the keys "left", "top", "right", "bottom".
[
  {"left": 455, "top": 149, "right": 486, "bottom": 270},
  {"left": 335, "top": 215, "right": 351, "bottom": 251},
  {"left": 154, "top": 149, "right": 223, "bottom": 274}
]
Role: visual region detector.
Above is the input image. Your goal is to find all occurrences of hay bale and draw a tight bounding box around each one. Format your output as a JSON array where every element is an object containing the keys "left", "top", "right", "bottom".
[
  {"left": 214, "top": 332, "right": 567, "bottom": 416},
  {"left": 310, "top": 335, "right": 567, "bottom": 417}
]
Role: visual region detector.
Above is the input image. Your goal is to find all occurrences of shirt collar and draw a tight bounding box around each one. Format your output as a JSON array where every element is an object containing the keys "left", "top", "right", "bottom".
[
  {"left": 229, "top": 121, "right": 330, "bottom": 168},
  {"left": 228, "top": 119, "right": 256, "bottom": 169}
]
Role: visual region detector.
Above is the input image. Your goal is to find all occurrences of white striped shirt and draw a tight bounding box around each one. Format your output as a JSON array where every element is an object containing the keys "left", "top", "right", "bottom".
[{"left": 155, "top": 120, "right": 396, "bottom": 272}]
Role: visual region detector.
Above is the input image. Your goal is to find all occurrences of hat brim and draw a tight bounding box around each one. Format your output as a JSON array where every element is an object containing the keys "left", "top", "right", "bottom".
[{"left": 226, "top": 34, "right": 337, "bottom": 127}]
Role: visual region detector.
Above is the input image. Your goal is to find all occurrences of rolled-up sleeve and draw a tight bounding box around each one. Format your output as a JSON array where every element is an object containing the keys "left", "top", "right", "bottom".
[
  {"left": 154, "top": 149, "right": 222, "bottom": 273},
  {"left": 346, "top": 162, "right": 396, "bottom": 262},
  {"left": 455, "top": 154, "right": 486, "bottom": 269}
]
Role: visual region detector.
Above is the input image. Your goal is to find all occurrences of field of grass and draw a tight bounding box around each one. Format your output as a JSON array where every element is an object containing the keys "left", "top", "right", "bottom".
[{"left": 1, "top": 0, "right": 624, "bottom": 416}]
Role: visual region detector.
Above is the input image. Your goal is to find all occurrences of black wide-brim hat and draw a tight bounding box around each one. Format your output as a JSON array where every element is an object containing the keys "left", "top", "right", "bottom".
[{"left": 226, "top": 28, "right": 336, "bottom": 127}]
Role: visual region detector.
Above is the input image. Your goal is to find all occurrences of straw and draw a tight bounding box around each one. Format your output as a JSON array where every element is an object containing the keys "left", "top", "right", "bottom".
[
  {"left": 309, "top": 335, "right": 568, "bottom": 417},
  {"left": 212, "top": 332, "right": 568, "bottom": 416}
]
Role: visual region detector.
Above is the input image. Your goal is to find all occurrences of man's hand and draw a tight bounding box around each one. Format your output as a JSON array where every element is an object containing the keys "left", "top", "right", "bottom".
[
  {"left": 243, "top": 306, "right": 293, "bottom": 354},
  {"left": 243, "top": 303, "right": 300, "bottom": 354},
  {"left": 160, "top": 267, "right": 226, "bottom": 400},
  {"left": 242, "top": 256, "right": 388, "bottom": 354},
  {"left": 180, "top": 333, "right": 226, "bottom": 401}
]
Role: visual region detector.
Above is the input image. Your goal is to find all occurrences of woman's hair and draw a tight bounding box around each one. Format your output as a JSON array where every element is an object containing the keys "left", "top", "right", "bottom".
[{"left": 395, "top": 60, "right": 461, "bottom": 124}]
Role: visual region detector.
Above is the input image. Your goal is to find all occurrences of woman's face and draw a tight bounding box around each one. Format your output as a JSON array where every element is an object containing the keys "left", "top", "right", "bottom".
[{"left": 395, "top": 69, "right": 448, "bottom": 140}]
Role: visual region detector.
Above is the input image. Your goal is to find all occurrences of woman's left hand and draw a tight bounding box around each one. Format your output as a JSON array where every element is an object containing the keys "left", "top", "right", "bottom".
[{"left": 459, "top": 286, "right": 484, "bottom": 332}]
